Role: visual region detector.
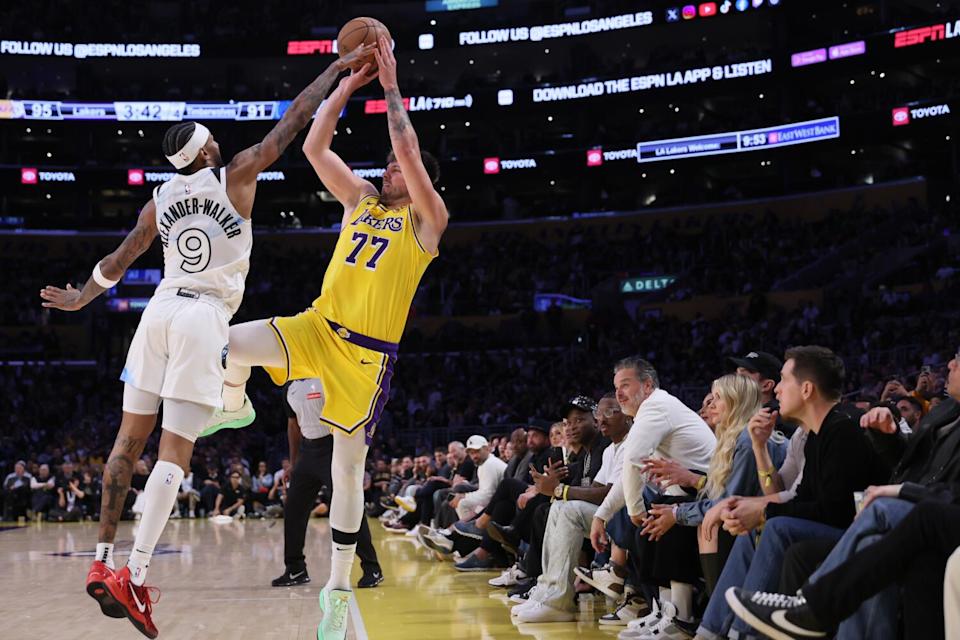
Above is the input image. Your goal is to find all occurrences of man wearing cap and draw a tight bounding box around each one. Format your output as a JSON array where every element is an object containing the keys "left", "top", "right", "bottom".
[
  {"left": 419, "top": 435, "right": 508, "bottom": 567},
  {"left": 513, "top": 392, "right": 633, "bottom": 623},
  {"left": 492, "top": 396, "right": 609, "bottom": 593},
  {"left": 442, "top": 420, "right": 555, "bottom": 574},
  {"left": 452, "top": 435, "right": 508, "bottom": 521},
  {"left": 729, "top": 351, "right": 782, "bottom": 406}
]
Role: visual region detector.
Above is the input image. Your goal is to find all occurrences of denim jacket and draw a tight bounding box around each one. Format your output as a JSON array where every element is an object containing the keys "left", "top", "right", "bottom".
[{"left": 675, "top": 427, "right": 788, "bottom": 527}]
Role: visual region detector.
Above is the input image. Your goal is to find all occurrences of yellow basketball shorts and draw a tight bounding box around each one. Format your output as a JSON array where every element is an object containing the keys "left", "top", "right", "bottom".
[{"left": 262, "top": 308, "right": 396, "bottom": 444}]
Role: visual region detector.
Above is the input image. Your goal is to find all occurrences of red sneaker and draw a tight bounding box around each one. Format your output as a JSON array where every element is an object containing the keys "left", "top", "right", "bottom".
[
  {"left": 103, "top": 566, "right": 161, "bottom": 638},
  {"left": 86, "top": 560, "right": 125, "bottom": 618}
]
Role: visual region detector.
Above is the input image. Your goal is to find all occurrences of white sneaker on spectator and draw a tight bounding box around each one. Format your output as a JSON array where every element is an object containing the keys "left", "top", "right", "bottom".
[
  {"left": 620, "top": 601, "right": 680, "bottom": 639},
  {"left": 394, "top": 495, "right": 416, "bottom": 512},
  {"left": 509, "top": 592, "right": 530, "bottom": 605},
  {"left": 510, "top": 599, "right": 538, "bottom": 616},
  {"left": 623, "top": 599, "right": 661, "bottom": 632},
  {"left": 632, "top": 607, "right": 691, "bottom": 640},
  {"left": 404, "top": 527, "right": 419, "bottom": 538},
  {"left": 599, "top": 596, "right": 648, "bottom": 626},
  {"left": 574, "top": 563, "right": 625, "bottom": 599},
  {"left": 489, "top": 564, "right": 527, "bottom": 588},
  {"left": 379, "top": 509, "right": 399, "bottom": 523},
  {"left": 515, "top": 602, "right": 576, "bottom": 623}
]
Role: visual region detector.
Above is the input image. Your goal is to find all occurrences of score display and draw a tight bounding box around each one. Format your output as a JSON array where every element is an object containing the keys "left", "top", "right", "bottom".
[
  {"left": 6, "top": 99, "right": 285, "bottom": 121},
  {"left": 636, "top": 116, "right": 840, "bottom": 163}
]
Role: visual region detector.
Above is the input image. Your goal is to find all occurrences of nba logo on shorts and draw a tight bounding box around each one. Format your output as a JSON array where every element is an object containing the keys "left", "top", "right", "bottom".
[
  {"left": 164, "top": 473, "right": 174, "bottom": 485},
  {"left": 892, "top": 107, "right": 910, "bottom": 126}
]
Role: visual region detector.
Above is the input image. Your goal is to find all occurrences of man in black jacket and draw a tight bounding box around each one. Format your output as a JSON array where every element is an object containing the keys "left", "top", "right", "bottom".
[
  {"left": 738, "top": 354, "right": 960, "bottom": 639},
  {"left": 696, "top": 346, "right": 890, "bottom": 640}
]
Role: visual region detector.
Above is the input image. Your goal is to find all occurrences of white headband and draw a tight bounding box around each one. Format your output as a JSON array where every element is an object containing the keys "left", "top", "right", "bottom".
[{"left": 165, "top": 123, "right": 210, "bottom": 169}]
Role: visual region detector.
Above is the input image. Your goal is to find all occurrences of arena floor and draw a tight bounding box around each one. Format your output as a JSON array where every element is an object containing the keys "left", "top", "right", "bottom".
[{"left": 1, "top": 518, "right": 613, "bottom": 639}]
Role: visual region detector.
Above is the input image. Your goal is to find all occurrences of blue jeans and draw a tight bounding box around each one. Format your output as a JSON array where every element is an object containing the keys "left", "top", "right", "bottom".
[
  {"left": 606, "top": 507, "right": 635, "bottom": 549},
  {"left": 808, "top": 498, "right": 915, "bottom": 640},
  {"left": 697, "top": 516, "right": 844, "bottom": 640}
]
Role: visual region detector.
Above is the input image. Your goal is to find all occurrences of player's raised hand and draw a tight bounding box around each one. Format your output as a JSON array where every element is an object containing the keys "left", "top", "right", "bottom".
[
  {"left": 374, "top": 36, "right": 398, "bottom": 91},
  {"left": 40, "top": 283, "right": 84, "bottom": 311},
  {"left": 336, "top": 42, "right": 377, "bottom": 73},
  {"left": 339, "top": 62, "right": 377, "bottom": 94}
]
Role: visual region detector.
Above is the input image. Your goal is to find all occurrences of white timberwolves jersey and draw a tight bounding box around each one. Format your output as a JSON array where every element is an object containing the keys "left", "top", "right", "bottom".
[{"left": 152, "top": 167, "right": 252, "bottom": 316}]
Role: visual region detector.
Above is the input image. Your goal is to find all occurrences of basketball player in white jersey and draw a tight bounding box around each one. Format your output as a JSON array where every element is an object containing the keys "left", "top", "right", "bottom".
[{"left": 39, "top": 44, "right": 377, "bottom": 639}]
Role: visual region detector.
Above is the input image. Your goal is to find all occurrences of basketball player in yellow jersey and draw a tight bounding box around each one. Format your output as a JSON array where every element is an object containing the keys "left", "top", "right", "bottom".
[{"left": 205, "top": 39, "right": 447, "bottom": 640}]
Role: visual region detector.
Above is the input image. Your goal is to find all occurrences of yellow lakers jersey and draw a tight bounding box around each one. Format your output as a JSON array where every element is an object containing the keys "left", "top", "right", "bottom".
[{"left": 312, "top": 195, "right": 436, "bottom": 344}]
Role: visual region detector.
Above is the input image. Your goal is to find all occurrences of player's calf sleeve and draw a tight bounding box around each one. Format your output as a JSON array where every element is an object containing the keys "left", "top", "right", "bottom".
[
  {"left": 223, "top": 360, "right": 250, "bottom": 412},
  {"left": 128, "top": 460, "right": 184, "bottom": 585}
]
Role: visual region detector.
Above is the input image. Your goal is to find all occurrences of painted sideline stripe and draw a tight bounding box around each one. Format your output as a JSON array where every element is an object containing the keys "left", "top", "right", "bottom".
[{"left": 350, "top": 595, "right": 369, "bottom": 640}]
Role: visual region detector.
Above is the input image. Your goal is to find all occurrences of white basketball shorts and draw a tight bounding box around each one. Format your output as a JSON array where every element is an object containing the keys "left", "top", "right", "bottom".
[{"left": 120, "top": 291, "right": 229, "bottom": 410}]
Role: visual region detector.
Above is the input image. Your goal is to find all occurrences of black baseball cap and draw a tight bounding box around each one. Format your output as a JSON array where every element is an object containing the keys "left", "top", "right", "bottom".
[
  {"left": 561, "top": 395, "right": 598, "bottom": 418},
  {"left": 728, "top": 351, "right": 783, "bottom": 383},
  {"left": 526, "top": 418, "right": 554, "bottom": 435}
]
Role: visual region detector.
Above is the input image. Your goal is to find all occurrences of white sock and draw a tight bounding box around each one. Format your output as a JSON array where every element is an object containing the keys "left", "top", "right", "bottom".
[
  {"left": 658, "top": 586, "right": 671, "bottom": 608},
  {"left": 670, "top": 581, "right": 694, "bottom": 622},
  {"left": 96, "top": 542, "right": 115, "bottom": 570},
  {"left": 223, "top": 382, "right": 246, "bottom": 412},
  {"left": 127, "top": 460, "right": 184, "bottom": 586},
  {"left": 327, "top": 542, "right": 356, "bottom": 591}
]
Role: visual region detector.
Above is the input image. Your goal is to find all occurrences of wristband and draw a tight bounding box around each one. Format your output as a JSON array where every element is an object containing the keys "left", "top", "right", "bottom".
[
  {"left": 695, "top": 475, "right": 707, "bottom": 491},
  {"left": 562, "top": 485, "right": 569, "bottom": 501},
  {"left": 758, "top": 468, "right": 774, "bottom": 488},
  {"left": 92, "top": 262, "right": 119, "bottom": 288}
]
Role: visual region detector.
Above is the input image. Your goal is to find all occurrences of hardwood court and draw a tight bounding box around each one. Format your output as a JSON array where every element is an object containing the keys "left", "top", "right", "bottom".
[{"left": 1, "top": 518, "right": 613, "bottom": 639}]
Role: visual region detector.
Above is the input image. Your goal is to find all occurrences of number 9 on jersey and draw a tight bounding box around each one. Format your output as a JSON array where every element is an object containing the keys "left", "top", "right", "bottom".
[{"left": 177, "top": 229, "right": 212, "bottom": 273}]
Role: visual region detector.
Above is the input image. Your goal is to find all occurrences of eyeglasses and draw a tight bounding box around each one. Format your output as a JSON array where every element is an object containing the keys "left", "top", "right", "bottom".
[{"left": 594, "top": 407, "right": 623, "bottom": 419}]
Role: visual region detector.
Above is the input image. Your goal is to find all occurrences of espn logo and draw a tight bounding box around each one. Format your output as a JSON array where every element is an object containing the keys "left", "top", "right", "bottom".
[
  {"left": 891, "top": 107, "right": 910, "bottom": 127},
  {"left": 287, "top": 40, "right": 337, "bottom": 55},
  {"left": 364, "top": 97, "right": 411, "bottom": 114},
  {"left": 894, "top": 24, "right": 945, "bottom": 48}
]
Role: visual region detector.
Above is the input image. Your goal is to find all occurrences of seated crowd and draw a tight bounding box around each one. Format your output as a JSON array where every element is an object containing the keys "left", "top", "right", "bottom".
[
  {"left": 1, "top": 450, "right": 295, "bottom": 523},
  {"left": 369, "top": 347, "right": 960, "bottom": 640}
]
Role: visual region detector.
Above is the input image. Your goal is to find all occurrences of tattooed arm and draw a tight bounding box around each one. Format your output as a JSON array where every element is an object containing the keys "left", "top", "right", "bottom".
[
  {"left": 374, "top": 36, "right": 448, "bottom": 254},
  {"left": 226, "top": 43, "right": 377, "bottom": 218},
  {"left": 40, "top": 200, "right": 158, "bottom": 312}
]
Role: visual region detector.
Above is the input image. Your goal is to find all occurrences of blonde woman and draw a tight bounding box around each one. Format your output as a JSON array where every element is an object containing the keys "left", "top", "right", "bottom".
[{"left": 641, "top": 375, "right": 787, "bottom": 596}]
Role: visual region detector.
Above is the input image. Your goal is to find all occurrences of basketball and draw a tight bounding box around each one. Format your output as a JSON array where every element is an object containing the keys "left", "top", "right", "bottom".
[{"left": 337, "top": 17, "right": 390, "bottom": 73}]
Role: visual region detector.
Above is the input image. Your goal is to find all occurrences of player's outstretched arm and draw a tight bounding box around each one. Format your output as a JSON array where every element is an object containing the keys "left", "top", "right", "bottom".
[
  {"left": 40, "top": 200, "right": 158, "bottom": 311},
  {"left": 227, "top": 44, "right": 377, "bottom": 193},
  {"left": 375, "top": 37, "right": 448, "bottom": 253},
  {"left": 303, "top": 64, "right": 378, "bottom": 215}
]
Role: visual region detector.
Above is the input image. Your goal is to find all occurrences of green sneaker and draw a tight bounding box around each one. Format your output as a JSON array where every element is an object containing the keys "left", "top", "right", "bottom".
[
  {"left": 198, "top": 394, "right": 256, "bottom": 438},
  {"left": 318, "top": 588, "right": 352, "bottom": 640}
]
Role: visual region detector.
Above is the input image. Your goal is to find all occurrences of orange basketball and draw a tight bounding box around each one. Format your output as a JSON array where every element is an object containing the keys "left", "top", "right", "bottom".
[{"left": 337, "top": 17, "right": 390, "bottom": 73}]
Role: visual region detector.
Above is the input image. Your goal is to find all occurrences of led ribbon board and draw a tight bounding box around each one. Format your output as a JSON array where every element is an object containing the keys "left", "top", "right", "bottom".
[{"left": 635, "top": 116, "right": 840, "bottom": 163}]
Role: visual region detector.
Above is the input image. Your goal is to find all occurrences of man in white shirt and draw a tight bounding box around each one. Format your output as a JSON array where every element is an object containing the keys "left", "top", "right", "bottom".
[
  {"left": 453, "top": 435, "right": 508, "bottom": 521},
  {"left": 512, "top": 393, "right": 633, "bottom": 623},
  {"left": 603, "top": 356, "right": 716, "bottom": 638},
  {"left": 421, "top": 435, "right": 508, "bottom": 569}
]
